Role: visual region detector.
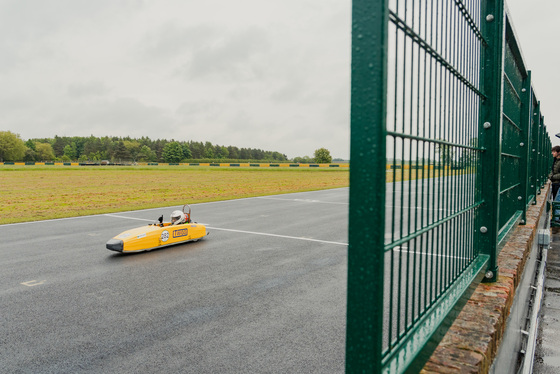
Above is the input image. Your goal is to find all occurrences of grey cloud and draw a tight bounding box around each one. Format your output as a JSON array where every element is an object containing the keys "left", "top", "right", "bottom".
[
  {"left": 67, "top": 82, "right": 111, "bottom": 98},
  {"left": 0, "top": 95, "right": 175, "bottom": 140},
  {"left": 0, "top": 0, "right": 142, "bottom": 44},
  {"left": 0, "top": 0, "right": 145, "bottom": 71},
  {"left": 51, "top": 97, "right": 175, "bottom": 136},
  {"left": 202, "top": 111, "right": 273, "bottom": 150},
  {"left": 140, "top": 23, "right": 220, "bottom": 62},
  {"left": 175, "top": 100, "right": 225, "bottom": 126},
  {"left": 82, "top": 98, "right": 171, "bottom": 127},
  {"left": 184, "top": 27, "right": 269, "bottom": 80},
  {"left": 1, "top": 0, "right": 144, "bottom": 31},
  {"left": 270, "top": 80, "right": 307, "bottom": 103}
]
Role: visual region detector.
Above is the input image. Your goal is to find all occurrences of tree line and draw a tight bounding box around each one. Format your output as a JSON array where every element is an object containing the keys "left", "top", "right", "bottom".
[{"left": 0, "top": 131, "right": 333, "bottom": 163}]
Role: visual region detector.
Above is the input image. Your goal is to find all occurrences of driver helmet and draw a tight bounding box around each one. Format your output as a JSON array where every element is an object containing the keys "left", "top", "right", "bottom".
[{"left": 170, "top": 210, "right": 185, "bottom": 225}]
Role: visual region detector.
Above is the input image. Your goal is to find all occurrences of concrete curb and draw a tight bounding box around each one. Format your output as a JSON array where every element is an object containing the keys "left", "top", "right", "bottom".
[{"left": 421, "top": 185, "right": 549, "bottom": 373}]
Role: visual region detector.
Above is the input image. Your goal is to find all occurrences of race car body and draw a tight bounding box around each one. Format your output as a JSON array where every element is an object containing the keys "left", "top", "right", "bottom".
[{"left": 106, "top": 204, "right": 208, "bottom": 253}]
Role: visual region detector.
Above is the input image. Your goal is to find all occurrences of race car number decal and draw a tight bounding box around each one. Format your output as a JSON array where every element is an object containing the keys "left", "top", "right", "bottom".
[
  {"left": 161, "top": 230, "right": 169, "bottom": 242},
  {"left": 173, "top": 228, "right": 189, "bottom": 238}
]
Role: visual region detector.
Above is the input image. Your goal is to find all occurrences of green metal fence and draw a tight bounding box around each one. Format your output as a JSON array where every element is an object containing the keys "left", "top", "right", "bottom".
[{"left": 346, "top": 0, "right": 551, "bottom": 372}]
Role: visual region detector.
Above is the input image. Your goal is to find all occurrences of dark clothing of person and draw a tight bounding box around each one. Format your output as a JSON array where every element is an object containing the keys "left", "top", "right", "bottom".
[
  {"left": 551, "top": 157, "right": 560, "bottom": 181},
  {"left": 553, "top": 183, "right": 560, "bottom": 200},
  {"left": 551, "top": 157, "right": 560, "bottom": 198}
]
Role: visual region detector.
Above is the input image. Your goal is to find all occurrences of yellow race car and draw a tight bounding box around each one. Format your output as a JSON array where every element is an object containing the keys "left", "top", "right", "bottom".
[{"left": 106, "top": 204, "right": 208, "bottom": 253}]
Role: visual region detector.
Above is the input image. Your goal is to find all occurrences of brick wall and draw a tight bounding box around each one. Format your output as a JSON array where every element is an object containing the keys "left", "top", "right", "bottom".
[{"left": 422, "top": 185, "right": 548, "bottom": 373}]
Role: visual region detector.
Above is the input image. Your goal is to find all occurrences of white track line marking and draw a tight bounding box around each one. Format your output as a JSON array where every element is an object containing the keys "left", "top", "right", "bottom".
[
  {"left": 104, "top": 214, "right": 347, "bottom": 246},
  {"left": 21, "top": 280, "right": 46, "bottom": 287},
  {"left": 104, "top": 214, "right": 154, "bottom": 222},
  {"left": 4, "top": 215, "right": 103, "bottom": 226},
  {"left": 393, "top": 247, "right": 471, "bottom": 261},
  {"left": 256, "top": 197, "right": 348, "bottom": 205},
  {"left": 206, "top": 226, "right": 348, "bottom": 246}
]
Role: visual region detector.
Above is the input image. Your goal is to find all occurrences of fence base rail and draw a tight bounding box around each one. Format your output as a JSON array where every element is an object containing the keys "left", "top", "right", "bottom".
[{"left": 382, "top": 255, "right": 490, "bottom": 373}]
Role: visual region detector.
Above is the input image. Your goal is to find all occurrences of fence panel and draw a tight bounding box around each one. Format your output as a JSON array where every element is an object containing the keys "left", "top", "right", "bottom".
[
  {"left": 497, "top": 18, "right": 527, "bottom": 243},
  {"left": 347, "top": 0, "right": 551, "bottom": 372}
]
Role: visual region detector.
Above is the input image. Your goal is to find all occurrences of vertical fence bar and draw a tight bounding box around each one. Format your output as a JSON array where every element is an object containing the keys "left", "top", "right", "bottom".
[
  {"left": 537, "top": 109, "right": 544, "bottom": 189},
  {"left": 527, "top": 82, "right": 537, "bottom": 204},
  {"left": 548, "top": 133, "right": 552, "bottom": 183},
  {"left": 346, "top": 0, "right": 388, "bottom": 371},
  {"left": 477, "top": 0, "right": 505, "bottom": 282},
  {"left": 532, "top": 101, "right": 542, "bottom": 196},
  {"left": 519, "top": 72, "right": 532, "bottom": 218},
  {"left": 544, "top": 130, "right": 547, "bottom": 183},
  {"left": 544, "top": 125, "right": 551, "bottom": 185},
  {"left": 543, "top": 125, "right": 551, "bottom": 187}
]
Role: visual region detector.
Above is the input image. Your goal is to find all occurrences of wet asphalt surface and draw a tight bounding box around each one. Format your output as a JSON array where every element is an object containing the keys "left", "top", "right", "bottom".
[
  {"left": 2, "top": 175, "right": 478, "bottom": 373},
  {"left": 0, "top": 189, "right": 348, "bottom": 374}
]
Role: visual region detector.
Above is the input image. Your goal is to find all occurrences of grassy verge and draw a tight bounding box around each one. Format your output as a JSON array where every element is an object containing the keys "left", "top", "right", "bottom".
[
  {"left": 0, "top": 165, "right": 349, "bottom": 224},
  {"left": 384, "top": 168, "right": 469, "bottom": 183}
]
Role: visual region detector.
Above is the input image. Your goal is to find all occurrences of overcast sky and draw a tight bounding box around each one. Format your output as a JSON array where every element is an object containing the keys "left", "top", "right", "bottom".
[
  {"left": 0, "top": 1, "right": 558, "bottom": 159},
  {"left": 506, "top": 0, "right": 560, "bottom": 146}
]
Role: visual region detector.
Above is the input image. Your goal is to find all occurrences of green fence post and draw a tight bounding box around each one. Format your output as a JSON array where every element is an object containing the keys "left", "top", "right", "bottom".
[
  {"left": 345, "top": 0, "right": 387, "bottom": 371},
  {"left": 477, "top": 0, "right": 506, "bottom": 282},
  {"left": 540, "top": 112, "right": 543, "bottom": 190},
  {"left": 547, "top": 132, "right": 552, "bottom": 184},
  {"left": 539, "top": 120, "right": 543, "bottom": 189},
  {"left": 543, "top": 125, "right": 551, "bottom": 188},
  {"left": 534, "top": 102, "right": 543, "bottom": 193},
  {"left": 529, "top": 95, "right": 538, "bottom": 203},
  {"left": 519, "top": 72, "right": 532, "bottom": 221}
]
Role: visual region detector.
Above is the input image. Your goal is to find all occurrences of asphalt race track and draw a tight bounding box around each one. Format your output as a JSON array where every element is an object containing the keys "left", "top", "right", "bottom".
[{"left": 1, "top": 188, "right": 349, "bottom": 374}]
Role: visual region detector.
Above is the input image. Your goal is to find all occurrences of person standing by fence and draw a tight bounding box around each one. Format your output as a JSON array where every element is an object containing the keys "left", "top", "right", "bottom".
[{"left": 550, "top": 146, "right": 560, "bottom": 198}]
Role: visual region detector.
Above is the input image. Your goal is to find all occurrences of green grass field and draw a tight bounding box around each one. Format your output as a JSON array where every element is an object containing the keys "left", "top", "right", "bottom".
[{"left": 0, "top": 165, "right": 349, "bottom": 224}]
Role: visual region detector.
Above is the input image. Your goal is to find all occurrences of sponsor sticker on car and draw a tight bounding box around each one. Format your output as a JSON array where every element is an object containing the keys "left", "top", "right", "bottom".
[
  {"left": 161, "top": 230, "right": 169, "bottom": 242},
  {"left": 173, "top": 228, "right": 189, "bottom": 238}
]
